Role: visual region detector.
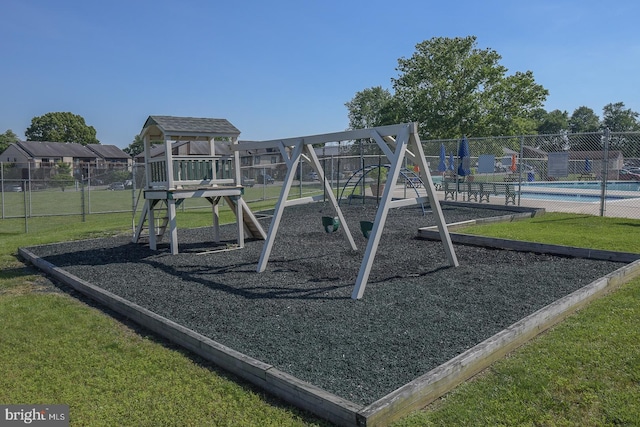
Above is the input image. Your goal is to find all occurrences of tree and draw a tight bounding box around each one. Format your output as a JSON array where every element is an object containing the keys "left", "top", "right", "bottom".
[
  {"left": 479, "top": 71, "right": 549, "bottom": 136},
  {"left": 602, "top": 102, "right": 640, "bottom": 157},
  {"left": 123, "top": 135, "right": 145, "bottom": 157},
  {"left": 0, "top": 129, "right": 19, "bottom": 153},
  {"left": 51, "top": 161, "right": 74, "bottom": 191},
  {"left": 123, "top": 134, "right": 164, "bottom": 157},
  {"left": 569, "top": 106, "right": 600, "bottom": 133},
  {"left": 345, "top": 86, "right": 394, "bottom": 130},
  {"left": 568, "top": 106, "right": 601, "bottom": 151},
  {"left": 388, "top": 36, "right": 548, "bottom": 139},
  {"left": 601, "top": 102, "right": 639, "bottom": 132},
  {"left": 344, "top": 87, "right": 397, "bottom": 155},
  {"left": 536, "top": 109, "right": 569, "bottom": 134},
  {"left": 25, "top": 112, "right": 99, "bottom": 145}
]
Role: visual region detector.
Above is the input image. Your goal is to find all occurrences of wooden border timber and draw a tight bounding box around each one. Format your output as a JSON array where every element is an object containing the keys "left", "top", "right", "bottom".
[
  {"left": 359, "top": 258, "right": 640, "bottom": 425},
  {"left": 418, "top": 229, "right": 640, "bottom": 263},
  {"left": 18, "top": 235, "right": 640, "bottom": 426}
]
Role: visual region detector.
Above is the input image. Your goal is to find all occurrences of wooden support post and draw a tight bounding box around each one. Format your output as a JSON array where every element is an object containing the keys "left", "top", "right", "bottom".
[
  {"left": 133, "top": 200, "right": 150, "bottom": 243},
  {"left": 303, "top": 144, "right": 357, "bottom": 251},
  {"left": 235, "top": 195, "right": 245, "bottom": 248},
  {"left": 148, "top": 199, "right": 157, "bottom": 250},
  {"left": 212, "top": 197, "right": 220, "bottom": 243},
  {"left": 167, "top": 198, "right": 178, "bottom": 255},
  {"left": 410, "top": 131, "right": 459, "bottom": 268},
  {"left": 257, "top": 140, "right": 305, "bottom": 272},
  {"left": 351, "top": 126, "right": 410, "bottom": 299}
]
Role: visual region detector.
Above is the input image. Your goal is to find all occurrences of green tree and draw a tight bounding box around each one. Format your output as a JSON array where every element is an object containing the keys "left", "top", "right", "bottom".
[
  {"left": 479, "top": 71, "right": 549, "bottom": 136},
  {"left": 569, "top": 106, "right": 600, "bottom": 133},
  {"left": 345, "top": 86, "right": 394, "bottom": 130},
  {"left": 568, "top": 106, "right": 601, "bottom": 151},
  {"left": 51, "top": 161, "right": 74, "bottom": 191},
  {"left": 25, "top": 112, "right": 99, "bottom": 145},
  {"left": 602, "top": 102, "right": 640, "bottom": 157},
  {"left": 601, "top": 102, "right": 639, "bottom": 132},
  {"left": 344, "top": 87, "right": 397, "bottom": 155},
  {"left": 388, "top": 36, "right": 548, "bottom": 139},
  {"left": 123, "top": 135, "right": 145, "bottom": 157},
  {"left": 536, "top": 109, "right": 569, "bottom": 134},
  {"left": 124, "top": 134, "right": 164, "bottom": 157},
  {"left": 0, "top": 129, "right": 20, "bottom": 153}
]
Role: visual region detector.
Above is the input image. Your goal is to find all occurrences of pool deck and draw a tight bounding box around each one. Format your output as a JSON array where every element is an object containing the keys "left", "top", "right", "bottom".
[{"left": 390, "top": 183, "right": 640, "bottom": 219}]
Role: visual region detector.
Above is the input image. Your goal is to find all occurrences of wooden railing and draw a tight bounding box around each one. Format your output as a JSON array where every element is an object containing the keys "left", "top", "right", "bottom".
[{"left": 148, "top": 156, "right": 235, "bottom": 188}]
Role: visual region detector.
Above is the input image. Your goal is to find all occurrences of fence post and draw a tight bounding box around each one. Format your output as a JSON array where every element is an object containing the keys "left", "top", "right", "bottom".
[
  {"left": 263, "top": 166, "right": 267, "bottom": 201},
  {"left": 28, "top": 162, "right": 32, "bottom": 217},
  {"left": 1, "top": 161, "right": 4, "bottom": 219},
  {"left": 599, "top": 129, "right": 610, "bottom": 217},
  {"left": 87, "top": 161, "right": 91, "bottom": 214},
  {"left": 298, "top": 162, "right": 302, "bottom": 199},
  {"left": 81, "top": 180, "right": 86, "bottom": 222},
  {"left": 518, "top": 135, "right": 524, "bottom": 206},
  {"left": 23, "top": 179, "right": 28, "bottom": 233}
]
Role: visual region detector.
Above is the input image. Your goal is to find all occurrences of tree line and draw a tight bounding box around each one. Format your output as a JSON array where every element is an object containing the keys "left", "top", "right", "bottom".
[
  {"left": 345, "top": 36, "right": 640, "bottom": 148},
  {"left": 1, "top": 112, "right": 99, "bottom": 154}
]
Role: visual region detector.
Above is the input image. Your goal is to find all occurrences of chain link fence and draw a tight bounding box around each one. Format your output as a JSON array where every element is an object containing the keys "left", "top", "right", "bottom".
[
  {"left": 422, "top": 130, "right": 640, "bottom": 218},
  {"left": 3, "top": 130, "right": 640, "bottom": 225},
  {"left": 0, "top": 161, "right": 134, "bottom": 219}
]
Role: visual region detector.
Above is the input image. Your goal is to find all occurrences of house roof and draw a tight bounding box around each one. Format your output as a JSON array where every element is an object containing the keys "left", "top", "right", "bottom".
[
  {"left": 16, "top": 141, "right": 96, "bottom": 158},
  {"left": 85, "top": 144, "right": 131, "bottom": 159},
  {"left": 141, "top": 116, "right": 241, "bottom": 141}
]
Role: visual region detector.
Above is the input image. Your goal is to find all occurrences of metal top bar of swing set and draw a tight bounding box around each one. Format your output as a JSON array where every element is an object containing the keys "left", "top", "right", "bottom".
[
  {"left": 231, "top": 122, "right": 459, "bottom": 299},
  {"left": 233, "top": 123, "right": 418, "bottom": 150}
]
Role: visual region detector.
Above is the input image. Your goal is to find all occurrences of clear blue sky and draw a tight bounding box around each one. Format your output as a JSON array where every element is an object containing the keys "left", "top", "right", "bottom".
[{"left": 1, "top": 0, "right": 639, "bottom": 148}]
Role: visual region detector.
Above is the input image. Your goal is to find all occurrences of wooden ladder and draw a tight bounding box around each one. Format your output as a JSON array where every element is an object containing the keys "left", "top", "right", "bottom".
[
  {"left": 223, "top": 196, "right": 267, "bottom": 240},
  {"left": 133, "top": 200, "right": 171, "bottom": 243}
]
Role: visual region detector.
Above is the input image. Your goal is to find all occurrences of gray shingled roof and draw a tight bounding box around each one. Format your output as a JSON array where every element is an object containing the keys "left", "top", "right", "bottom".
[
  {"left": 86, "top": 144, "right": 131, "bottom": 159},
  {"left": 17, "top": 141, "right": 96, "bottom": 158},
  {"left": 143, "top": 116, "right": 240, "bottom": 137}
]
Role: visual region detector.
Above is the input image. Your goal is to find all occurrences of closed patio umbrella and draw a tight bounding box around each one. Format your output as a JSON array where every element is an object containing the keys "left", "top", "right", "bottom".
[
  {"left": 438, "top": 144, "right": 447, "bottom": 173},
  {"left": 457, "top": 136, "right": 470, "bottom": 177}
]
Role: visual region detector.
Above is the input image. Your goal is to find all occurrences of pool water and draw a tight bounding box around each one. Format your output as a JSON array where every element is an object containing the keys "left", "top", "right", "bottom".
[
  {"left": 518, "top": 180, "right": 640, "bottom": 202},
  {"left": 519, "top": 192, "right": 626, "bottom": 202},
  {"left": 522, "top": 181, "right": 640, "bottom": 192}
]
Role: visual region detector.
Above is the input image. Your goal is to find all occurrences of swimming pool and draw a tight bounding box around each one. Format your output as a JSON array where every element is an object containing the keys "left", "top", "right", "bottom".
[
  {"left": 522, "top": 181, "right": 640, "bottom": 192},
  {"left": 518, "top": 192, "right": 627, "bottom": 203},
  {"left": 518, "top": 180, "right": 640, "bottom": 202}
]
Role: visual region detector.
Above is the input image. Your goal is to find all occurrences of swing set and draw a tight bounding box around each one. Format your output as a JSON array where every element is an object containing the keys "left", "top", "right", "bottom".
[{"left": 231, "top": 122, "right": 458, "bottom": 299}]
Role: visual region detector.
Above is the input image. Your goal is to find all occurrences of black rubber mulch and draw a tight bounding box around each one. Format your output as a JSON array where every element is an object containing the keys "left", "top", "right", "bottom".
[{"left": 26, "top": 203, "right": 624, "bottom": 405}]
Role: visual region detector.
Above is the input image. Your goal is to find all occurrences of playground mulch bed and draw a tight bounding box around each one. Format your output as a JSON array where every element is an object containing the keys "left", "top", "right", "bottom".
[{"left": 25, "top": 202, "right": 624, "bottom": 406}]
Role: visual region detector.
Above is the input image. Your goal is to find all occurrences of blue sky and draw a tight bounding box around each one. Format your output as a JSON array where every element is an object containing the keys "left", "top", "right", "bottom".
[{"left": 1, "top": 0, "right": 639, "bottom": 148}]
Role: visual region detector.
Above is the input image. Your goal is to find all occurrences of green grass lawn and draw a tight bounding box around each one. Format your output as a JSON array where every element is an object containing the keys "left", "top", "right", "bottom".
[
  {"left": 1, "top": 211, "right": 639, "bottom": 426},
  {"left": 1, "top": 184, "right": 324, "bottom": 218}
]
